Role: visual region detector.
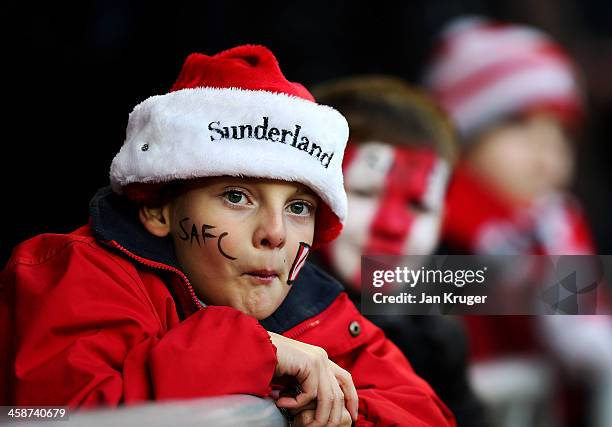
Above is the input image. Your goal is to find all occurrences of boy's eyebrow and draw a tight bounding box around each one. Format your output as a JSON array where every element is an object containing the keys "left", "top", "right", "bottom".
[{"left": 292, "top": 186, "right": 318, "bottom": 199}]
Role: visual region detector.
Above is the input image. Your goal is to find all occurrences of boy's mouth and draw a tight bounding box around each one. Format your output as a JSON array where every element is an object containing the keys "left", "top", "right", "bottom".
[{"left": 245, "top": 269, "right": 279, "bottom": 284}]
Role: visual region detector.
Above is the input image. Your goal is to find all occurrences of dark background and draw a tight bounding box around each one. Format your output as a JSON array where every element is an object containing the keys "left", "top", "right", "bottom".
[{"left": 4, "top": 0, "right": 612, "bottom": 265}]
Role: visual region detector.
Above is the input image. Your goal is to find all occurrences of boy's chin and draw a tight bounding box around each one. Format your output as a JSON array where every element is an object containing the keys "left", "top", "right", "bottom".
[
  {"left": 235, "top": 290, "right": 287, "bottom": 320},
  {"left": 244, "top": 303, "right": 280, "bottom": 320}
]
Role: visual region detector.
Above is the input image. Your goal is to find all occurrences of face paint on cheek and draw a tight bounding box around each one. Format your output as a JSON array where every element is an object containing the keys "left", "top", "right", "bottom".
[
  {"left": 217, "top": 232, "right": 237, "bottom": 260},
  {"left": 363, "top": 148, "right": 442, "bottom": 256},
  {"left": 331, "top": 143, "right": 401, "bottom": 289},
  {"left": 202, "top": 224, "right": 217, "bottom": 240},
  {"left": 362, "top": 148, "right": 416, "bottom": 255},
  {"left": 178, "top": 217, "right": 217, "bottom": 246},
  {"left": 178, "top": 217, "right": 191, "bottom": 241},
  {"left": 402, "top": 158, "right": 449, "bottom": 254},
  {"left": 178, "top": 217, "right": 218, "bottom": 247},
  {"left": 403, "top": 213, "right": 442, "bottom": 255},
  {"left": 344, "top": 143, "right": 395, "bottom": 194},
  {"left": 363, "top": 192, "right": 414, "bottom": 254},
  {"left": 422, "top": 159, "right": 450, "bottom": 212},
  {"left": 286, "top": 242, "right": 311, "bottom": 285},
  {"left": 176, "top": 217, "right": 237, "bottom": 259}
]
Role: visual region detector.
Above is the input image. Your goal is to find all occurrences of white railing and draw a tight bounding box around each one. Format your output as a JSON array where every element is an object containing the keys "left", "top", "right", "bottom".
[{"left": 2, "top": 395, "right": 287, "bottom": 427}]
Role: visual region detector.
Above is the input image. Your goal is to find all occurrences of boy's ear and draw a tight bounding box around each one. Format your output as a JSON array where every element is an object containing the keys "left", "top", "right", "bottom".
[{"left": 139, "top": 205, "right": 171, "bottom": 237}]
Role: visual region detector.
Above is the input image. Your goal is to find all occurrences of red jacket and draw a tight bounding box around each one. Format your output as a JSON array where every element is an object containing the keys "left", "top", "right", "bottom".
[{"left": 0, "top": 187, "right": 455, "bottom": 426}]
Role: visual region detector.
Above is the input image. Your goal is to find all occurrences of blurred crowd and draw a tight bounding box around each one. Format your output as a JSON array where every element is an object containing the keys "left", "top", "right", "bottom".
[{"left": 309, "top": 15, "right": 611, "bottom": 427}]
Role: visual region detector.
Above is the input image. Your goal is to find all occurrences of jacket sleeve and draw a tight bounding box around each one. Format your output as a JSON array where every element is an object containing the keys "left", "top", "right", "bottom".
[
  {"left": 313, "top": 294, "right": 456, "bottom": 427},
  {"left": 3, "top": 239, "right": 277, "bottom": 407}
]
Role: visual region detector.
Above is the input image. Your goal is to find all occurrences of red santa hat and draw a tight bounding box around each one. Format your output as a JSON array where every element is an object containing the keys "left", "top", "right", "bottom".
[
  {"left": 424, "top": 16, "right": 583, "bottom": 138},
  {"left": 110, "top": 45, "right": 348, "bottom": 245}
]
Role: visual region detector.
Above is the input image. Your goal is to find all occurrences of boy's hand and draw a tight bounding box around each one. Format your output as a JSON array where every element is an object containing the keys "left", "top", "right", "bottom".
[
  {"left": 291, "top": 405, "right": 353, "bottom": 427},
  {"left": 268, "top": 332, "right": 358, "bottom": 426}
]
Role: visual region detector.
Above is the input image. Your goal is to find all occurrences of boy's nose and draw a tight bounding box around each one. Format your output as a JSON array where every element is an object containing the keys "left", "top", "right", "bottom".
[{"left": 253, "top": 208, "right": 286, "bottom": 249}]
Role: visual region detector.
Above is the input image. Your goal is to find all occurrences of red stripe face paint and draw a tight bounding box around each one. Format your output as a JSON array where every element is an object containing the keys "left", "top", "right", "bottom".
[
  {"left": 329, "top": 143, "right": 449, "bottom": 291},
  {"left": 287, "top": 242, "right": 311, "bottom": 285}
]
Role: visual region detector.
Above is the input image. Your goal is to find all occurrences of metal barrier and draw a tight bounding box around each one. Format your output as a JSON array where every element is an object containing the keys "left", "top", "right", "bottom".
[{"left": 2, "top": 395, "right": 287, "bottom": 427}]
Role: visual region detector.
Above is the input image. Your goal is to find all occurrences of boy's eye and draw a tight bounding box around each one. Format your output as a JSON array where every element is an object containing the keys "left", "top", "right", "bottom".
[
  {"left": 224, "top": 190, "right": 248, "bottom": 205},
  {"left": 287, "top": 201, "right": 312, "bottom": 216}
]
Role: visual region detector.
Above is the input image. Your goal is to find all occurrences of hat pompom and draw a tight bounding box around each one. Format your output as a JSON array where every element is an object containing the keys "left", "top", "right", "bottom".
[{"left": 170, "top": 45, "right": 315, "bottom": 101}]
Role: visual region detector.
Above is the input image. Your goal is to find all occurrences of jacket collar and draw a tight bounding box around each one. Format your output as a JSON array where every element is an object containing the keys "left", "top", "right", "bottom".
[
  {"left": 260, "top": 262, "right": 343, "bottom": 334},
  {"left": 89, "top": 186, "right": 180, "bottom": 268},
  {"left": 89, "top": 186, "right": 343, "bottom": 333}
]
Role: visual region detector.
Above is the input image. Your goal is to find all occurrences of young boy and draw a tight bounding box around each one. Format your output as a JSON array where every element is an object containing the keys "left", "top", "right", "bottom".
[{"left": 0, "top": 45, "right": 455, "bottom": 426}]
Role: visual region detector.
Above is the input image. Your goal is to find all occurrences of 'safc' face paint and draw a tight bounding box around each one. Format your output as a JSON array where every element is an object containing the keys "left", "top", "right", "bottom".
[{"left": 328, "top": 142, "right": 449, "bottom": 290}]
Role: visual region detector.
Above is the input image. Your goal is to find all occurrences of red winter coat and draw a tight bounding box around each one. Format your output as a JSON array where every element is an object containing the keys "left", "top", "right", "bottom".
[{"left": 0, "top": 187, "right": 455, "bottom": 427}]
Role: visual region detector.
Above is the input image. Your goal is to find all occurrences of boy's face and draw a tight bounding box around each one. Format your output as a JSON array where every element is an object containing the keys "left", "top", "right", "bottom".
[
  {"left": 328, "top": 142, "right": 449, "bottom": 289},
  {"left": 165, "top": 177, "right": 318, "bottom": 320},
  {"left": 466, "top": 113, "right": 574, "bottom": 203}
]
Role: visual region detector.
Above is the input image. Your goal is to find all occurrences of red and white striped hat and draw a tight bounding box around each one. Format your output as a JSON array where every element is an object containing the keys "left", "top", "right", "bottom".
[{"left": 423, "top": 16, "right": 583, "bottom": 138}]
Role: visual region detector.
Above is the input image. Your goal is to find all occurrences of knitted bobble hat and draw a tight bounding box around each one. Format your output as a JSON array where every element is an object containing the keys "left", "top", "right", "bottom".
[{"left": 424, "top": 16, "right": 583, "bottom": 139}]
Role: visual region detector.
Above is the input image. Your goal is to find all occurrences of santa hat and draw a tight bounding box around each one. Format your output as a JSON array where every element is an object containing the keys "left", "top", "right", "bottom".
[
  {"left": 110, "top": 45, "right": 349, "bottom": 245},
  {"left": 423, "top": 16, "right": 583, "bottom": 139}
]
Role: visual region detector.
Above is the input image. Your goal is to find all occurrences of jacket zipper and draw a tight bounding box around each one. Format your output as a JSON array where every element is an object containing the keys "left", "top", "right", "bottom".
[
  {"left": 285, "top": 319, "right": 321, "bottom": 339},
  {"left": 104, "top": 240, "right": 325, "bottom": 335},
  {"left": 106, "top": 240, "right": 202, "bottom": 313}
]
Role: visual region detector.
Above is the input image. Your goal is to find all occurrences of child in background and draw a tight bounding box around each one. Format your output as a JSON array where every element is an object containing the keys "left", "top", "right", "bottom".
[
  {"left": 312, "top": 76, "right": 488, "bottom": 427},
  {"left": 424, "top": 16, "right": 612, "bottom": 427},
  {"left": 0, "top": 45, "right": 456, "bottom": 427}
]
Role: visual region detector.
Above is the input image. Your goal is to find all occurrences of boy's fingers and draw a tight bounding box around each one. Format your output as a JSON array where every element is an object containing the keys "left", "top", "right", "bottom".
[
  {"left": 331, "top": 361, "right": 359, "bottom": 421},
  {"left": 276, "top": 371, "right": 318, "bottom": 409},
  {"left": 269, "top": 334, "right": 352, "bottom": 425},
  {"left": 287, "top": 401, "right": 316, "bottom": 416},
  {"left": 313, "top": 389, "right": 331, "bottom": 426},
  {"left": 313, "top": 369, "right": 335, "bottom": 426},
  {"left": 291, "top": 401, "right": 351, "bottom": 427},
  {"left": 329, "top": 375, "right": 344, "bottom": 426},
  {"left": 293, "top": 409, "right": 315, "bottom": 427},
  {"left": 328, "top": 362, "right": 345, "bottom": 426},
  {"left": 340, "top": 406, "right": 353, "bottom": 427},
  {"left": 276, "top": 391, "right": 314, "bottom": 409},
  {"left": 275, "top": 396, "right": 299, "bottom": 408},
  {"left": 276, "top": 381, "right": 315, "bottom": 409}
]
